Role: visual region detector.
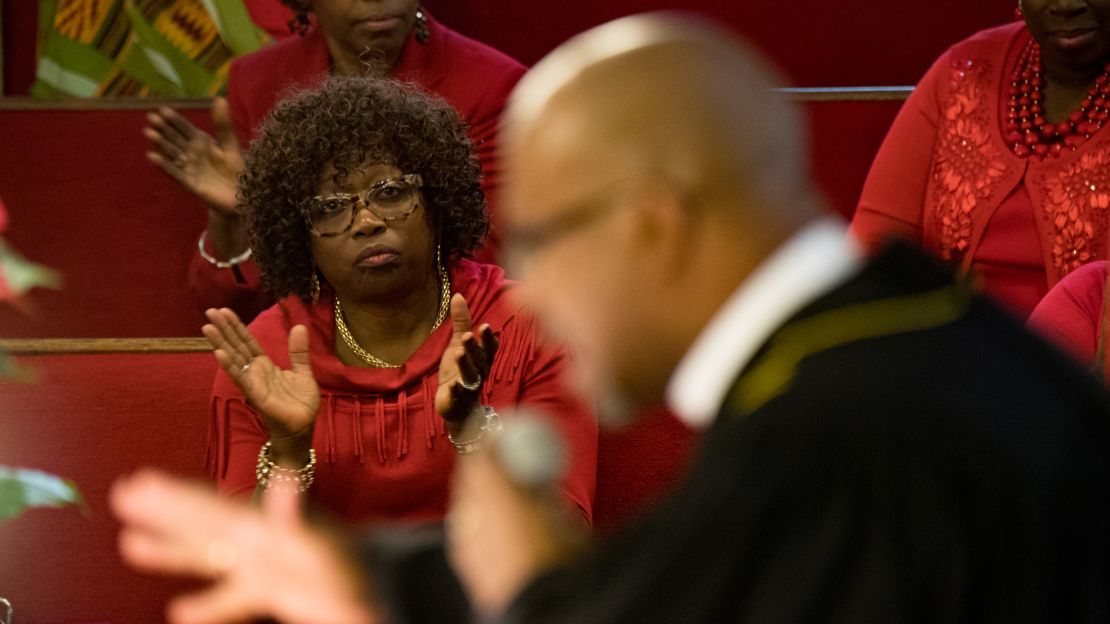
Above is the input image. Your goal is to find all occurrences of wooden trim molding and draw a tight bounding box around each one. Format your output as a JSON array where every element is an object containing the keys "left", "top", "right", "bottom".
[
  {"left": 0, "top": 97, "right": 211, "bottom": 111},
  {"left": 0, "top": 86, "right": 913, "bottom": 111},
  {"left": 776, "top": 86, "right": 914, "bottom": 101},
  {"left": 0, "top": 338, "right": 212, "bottom": 354}
]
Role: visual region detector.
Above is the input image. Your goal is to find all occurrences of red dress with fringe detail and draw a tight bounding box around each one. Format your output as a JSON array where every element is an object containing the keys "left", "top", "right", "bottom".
[{"left": 206, "top": 260, "right": 597, "bottom": 524}]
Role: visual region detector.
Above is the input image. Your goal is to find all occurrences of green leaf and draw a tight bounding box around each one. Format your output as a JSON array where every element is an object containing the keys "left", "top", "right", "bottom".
[
  {"left": 123, "top": 1, "right": 217, "bottom": 96},
  {"left": 0, "top": 466, "right": 83, "bottom": 522},
  {"left": 0, "top": 351, "right": 37, "bottom": 383},
  {"left": 201, "top": 0, "right": 266, "bottom": 56},
  {"left": 33, "top": 20, "right": 117, "bottom": 97},
  {"left": 0, "top": 241, "right": 62, "bottom": 297}
]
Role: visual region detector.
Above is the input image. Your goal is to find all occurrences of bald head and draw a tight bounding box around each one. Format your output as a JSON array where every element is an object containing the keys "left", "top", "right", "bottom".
[
  {"left": 499, "top": 14, "right": 828, "bottom": 415},
  {"left": 504, "top": 12, "right": 820, "bottom": 223}
]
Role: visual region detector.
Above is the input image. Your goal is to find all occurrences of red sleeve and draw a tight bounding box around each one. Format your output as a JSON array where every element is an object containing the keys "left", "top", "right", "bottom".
[
  {"left": 208, "top": 372, "right": 270, "bottom": 499},
  {"left": 1027, "top": 260, "right": 1109, "bottom": 367},
  {"left": 849, "top": 50, "right": 946, "bottom": 250},
  {"left": 187, "top": 249, "right": 274, "bottom": 321},
  {"left": 512, "top": 329, "right": 598, "bottom": 526},
  {"left": 193, "top": 59, "right": 273, "bottom": 320}
]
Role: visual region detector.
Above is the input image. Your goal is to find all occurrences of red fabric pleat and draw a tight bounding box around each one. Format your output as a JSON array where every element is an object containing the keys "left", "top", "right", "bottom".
[
  {"left": 375, "top": 396, "right": 386, "bottom": 464},
  {"left": 324, "top": 394, "right": 336, "bottom": 463},
  {"left": 397, "top": 391, "right": 409, "bottom": 458},
  {"left": 353, "top": 398, "right": 365, "bottom": 464}
]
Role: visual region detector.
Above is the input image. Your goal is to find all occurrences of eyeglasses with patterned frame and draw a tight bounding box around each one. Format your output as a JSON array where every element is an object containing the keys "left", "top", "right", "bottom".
[{"left": 302, "top": 173, "right": 424, "bottom": 237}]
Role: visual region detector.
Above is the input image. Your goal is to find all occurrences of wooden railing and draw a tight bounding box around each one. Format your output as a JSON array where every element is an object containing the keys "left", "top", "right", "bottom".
[
  {"left": 0, "top": 86, "right": 914, "bottom": 111},
  {"left": 0, "top": 338, "right": 210, "bottom": 354}
]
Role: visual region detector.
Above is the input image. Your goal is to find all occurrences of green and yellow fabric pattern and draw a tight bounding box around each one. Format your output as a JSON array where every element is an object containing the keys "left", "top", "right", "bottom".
[{"left": 33, "top": 0, "right": 267, "bottom": 97}]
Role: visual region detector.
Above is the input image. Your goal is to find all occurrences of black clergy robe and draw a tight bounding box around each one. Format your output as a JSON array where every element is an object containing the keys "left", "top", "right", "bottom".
[{"left": 500, "top": 242, "right": 1110, "bottom": 623}]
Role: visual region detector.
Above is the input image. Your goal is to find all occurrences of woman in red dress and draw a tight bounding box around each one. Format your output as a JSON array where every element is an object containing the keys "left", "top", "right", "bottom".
[
  {"left": 144, "top": 0, "right": 525, "bottom": 321},
  {"left": 201, "top": 76, "right": 596, "bottom": 525},
  {"left": 851, "top": 1, "right": 1110, "bottom": 317}
]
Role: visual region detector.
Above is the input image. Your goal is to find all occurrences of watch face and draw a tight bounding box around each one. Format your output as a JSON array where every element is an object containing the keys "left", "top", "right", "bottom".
[
  {"left": 492, "top": 415, "right": 566, "bottom": 487},
  {"left": 481, "top": 406, "right": 503, "bottom": 432}
]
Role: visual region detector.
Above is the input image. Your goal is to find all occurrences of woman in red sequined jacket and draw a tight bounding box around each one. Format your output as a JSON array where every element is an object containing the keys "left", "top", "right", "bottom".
[
  {"left": 202, "top": 76, "right": 596, "bottom": 526},
  {"left": 851, "top": 5, "right": 1110, "bottom": 318}
]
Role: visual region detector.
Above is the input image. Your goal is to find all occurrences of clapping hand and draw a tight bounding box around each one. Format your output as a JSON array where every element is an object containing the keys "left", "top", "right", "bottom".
[
  {"left": 436, "top": 293, "right": 499, "bottom": 424},
  {"left": 144, "top": 98, "right": 244, "bottom": 216},
  {"left": 203, "top": 308, "right": 320, "bottom": 458}
]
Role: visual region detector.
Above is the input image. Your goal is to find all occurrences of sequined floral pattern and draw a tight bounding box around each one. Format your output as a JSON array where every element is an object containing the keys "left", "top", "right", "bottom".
[
  {"left": 1040, "top": 144, "right": 1110, "bottom": 275},
  {"left": 931, "top": 58, "right": 1010, "bottom": 262}
]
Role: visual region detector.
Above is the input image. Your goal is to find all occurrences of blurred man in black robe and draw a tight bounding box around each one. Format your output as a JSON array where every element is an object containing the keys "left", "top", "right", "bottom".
[{"left": 452, "top": 11, "right": 1110, "bottom": 623}]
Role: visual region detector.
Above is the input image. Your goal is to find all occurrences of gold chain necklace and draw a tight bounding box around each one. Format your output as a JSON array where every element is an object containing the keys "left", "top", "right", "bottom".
[{"left": 334, "top": 262, "right": 451, "bottom": 368}]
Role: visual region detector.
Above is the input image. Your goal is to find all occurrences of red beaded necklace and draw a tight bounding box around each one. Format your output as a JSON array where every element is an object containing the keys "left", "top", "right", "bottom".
[{"left": 1006, "top": 39, "right": 1110, "bottom": 160}]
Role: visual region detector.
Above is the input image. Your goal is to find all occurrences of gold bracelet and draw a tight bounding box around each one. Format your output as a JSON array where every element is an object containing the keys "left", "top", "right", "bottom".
[{"left": 255, "top": 441, "right": 316, "bottom": 492}]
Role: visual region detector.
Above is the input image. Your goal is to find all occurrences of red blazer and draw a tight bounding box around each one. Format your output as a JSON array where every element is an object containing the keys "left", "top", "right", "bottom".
[
  {"left": 206, "top": 260, "right": 598, "bottom": 525},
  {"left": 851, "top": 22, "right": 1110, "bottom": 313},
  {"left": 190, "top": 15, "right": 525, "bottom": 319}
]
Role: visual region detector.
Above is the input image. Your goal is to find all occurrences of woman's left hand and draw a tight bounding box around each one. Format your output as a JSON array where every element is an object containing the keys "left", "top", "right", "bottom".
[{"left": 436, "top": 293, "right": 499, "bottom": 425}]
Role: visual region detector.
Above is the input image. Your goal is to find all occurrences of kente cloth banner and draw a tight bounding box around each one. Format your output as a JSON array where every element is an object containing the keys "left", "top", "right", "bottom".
[{"left": 33, "top": 0, "right": 268, "bottom": 97}]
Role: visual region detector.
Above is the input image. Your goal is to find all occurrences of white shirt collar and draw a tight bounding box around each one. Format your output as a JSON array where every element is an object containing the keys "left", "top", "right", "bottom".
[{"left": 665, "top": 217, "right": 862, "bottom": 429}]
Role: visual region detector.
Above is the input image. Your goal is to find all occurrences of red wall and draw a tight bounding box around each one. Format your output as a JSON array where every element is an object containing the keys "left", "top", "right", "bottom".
[
  {"left": 0, "top": 107, "right": 211, "bottom": 338},
  {"left": 425, "top": 0, "right": 1018, "bottom": 85},
  {"left": 0, "top": 352, "right": 214, "bottom": 624}
]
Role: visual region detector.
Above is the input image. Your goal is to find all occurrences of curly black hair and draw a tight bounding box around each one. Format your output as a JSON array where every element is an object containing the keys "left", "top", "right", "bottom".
[{"left": 238, "top": 75, "right": 488, "bottom": 303}]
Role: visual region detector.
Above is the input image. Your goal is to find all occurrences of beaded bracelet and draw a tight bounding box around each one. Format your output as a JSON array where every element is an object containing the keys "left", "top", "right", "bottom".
[
  {"left": 255, "top": 441, "right": 317, "bottom": 492},
  {"left": 447, "top": 406, "right": 503, "bottom": 455},
  {"left": 198, "top": 230, "right": 253, "bottom": 268}
]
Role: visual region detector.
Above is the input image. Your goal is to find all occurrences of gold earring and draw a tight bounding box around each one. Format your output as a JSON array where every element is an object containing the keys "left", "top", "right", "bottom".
[
  {"left": 431, "top": 244, "right": 452, "bottom": 330},
  {"left": 310, "top": 272, "right": 321, "bottom": 305}
]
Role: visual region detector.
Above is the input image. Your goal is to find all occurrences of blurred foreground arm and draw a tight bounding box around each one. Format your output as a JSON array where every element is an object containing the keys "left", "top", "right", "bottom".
[
  {"left": 448, "top": 417, "right": 588, "bottom": 618},
  {"left": 111, "top": 419, "right": 585, "bottom": 624},
  {"left": 111, "top": 470, "right": 378, "bottom": 624}
]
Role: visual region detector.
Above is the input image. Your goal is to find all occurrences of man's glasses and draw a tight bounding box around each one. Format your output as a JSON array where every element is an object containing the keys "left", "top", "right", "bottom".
[
  {"left": 505, "top": 182, "right": 629, "bottom": 261},
  {"left": 302, "top": 173, "right": 424, "bottom": 237}
]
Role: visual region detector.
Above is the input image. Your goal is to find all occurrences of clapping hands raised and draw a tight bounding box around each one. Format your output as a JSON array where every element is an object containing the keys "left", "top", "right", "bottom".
[
  {"left": 144, "top": 98, "right": 244, "bottom": 216},
  {"left": 436, "top": 294, "right": 499, "bottom": 424},
  {"left": 203, "top": 308, "right": 319, "bottom": 461}
]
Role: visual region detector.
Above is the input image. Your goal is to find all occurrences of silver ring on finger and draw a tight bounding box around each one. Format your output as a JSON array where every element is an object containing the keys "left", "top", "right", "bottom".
[
  {"left": 458, "top": 374, "right": 481, "bottom": 392},
  {"left": 239, "top": 362, "right": 251, "bottom": 375}
]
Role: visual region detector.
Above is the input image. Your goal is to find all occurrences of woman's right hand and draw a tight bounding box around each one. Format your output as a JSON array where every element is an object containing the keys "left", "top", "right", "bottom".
[
  {"left": 144, "top": 98, "right": 244, "bottom": 216},
  {"left": 203, "top": 308, "right": 320, "bottom": 460}
]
